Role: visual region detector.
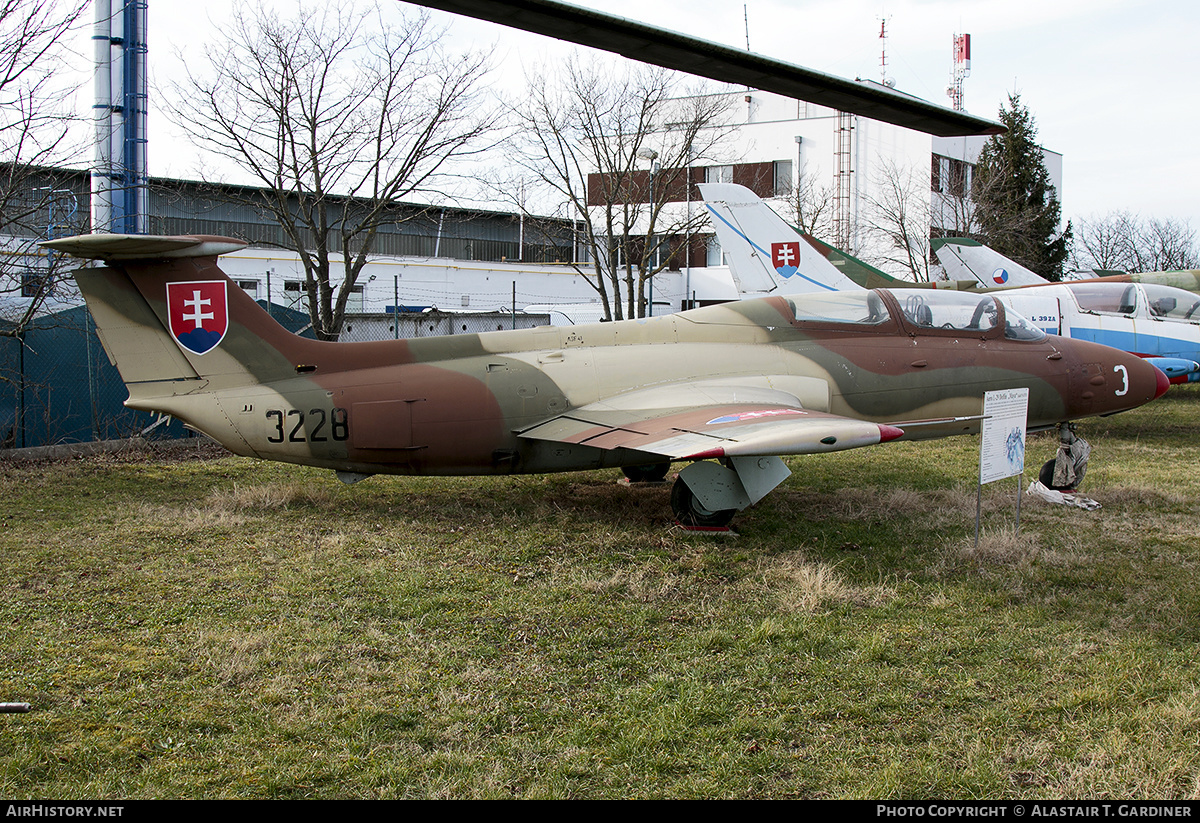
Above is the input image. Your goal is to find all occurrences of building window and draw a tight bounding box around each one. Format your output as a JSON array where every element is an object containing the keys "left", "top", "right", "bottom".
[
  {"left": 948, "top": 159, "right": 970, "bottom": 198},
  {"left": 773, "top": 160, "right": 793, "bottom": 197},
  {"left": 705, "top": 165, "right": 733, "bottom": 185},
  {"left": 706, "top": 235, "right": 723, "bottom": 267},
  {"left": 284, "top": 280, "right": 364, "bottom": 311},
  {"left": 21, "top": 269, "right": 50, "bottom": 298},
  {"left": 931, "top": 155, "right": 943, "bottom": 193},
  {"left": 346, "top": 284, "right": 364, "bottom": 313},
  {"left": 236, "top": 280, "right": 259, "bottom": 297},
  {"left": 283, "top": 280, "right": 308, "bottom": 308}
]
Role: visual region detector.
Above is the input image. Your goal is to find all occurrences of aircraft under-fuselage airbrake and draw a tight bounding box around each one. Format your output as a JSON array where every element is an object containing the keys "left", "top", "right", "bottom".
[
  {"left": 44, "top": 233, "right": 1166, "bottom": 528},
  {"left": 702, "top": 183, "right": 1200, "bottom": 385}
]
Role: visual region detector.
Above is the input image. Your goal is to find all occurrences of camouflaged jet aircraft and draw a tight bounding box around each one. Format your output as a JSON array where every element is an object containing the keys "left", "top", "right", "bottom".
[{"left": 44, "top": 233, "right": 1167, "bottom": 528}]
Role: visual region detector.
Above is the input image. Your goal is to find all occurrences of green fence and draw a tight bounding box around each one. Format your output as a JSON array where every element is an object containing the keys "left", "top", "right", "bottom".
[{"left": 0, "top": 301, "right": 314, "bottom": 450}]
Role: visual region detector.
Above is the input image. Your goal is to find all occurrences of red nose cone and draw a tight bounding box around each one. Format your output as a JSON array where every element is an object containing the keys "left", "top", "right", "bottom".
[
  {"left": 878, "top": 424, "right": 905, "bottom": 442},
  {"left": 1154, "top": 365, "right": 1170, "bottom": 399}
]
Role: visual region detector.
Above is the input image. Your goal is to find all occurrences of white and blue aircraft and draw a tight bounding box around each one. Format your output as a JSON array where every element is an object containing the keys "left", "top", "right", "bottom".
[
  {"left": 702, "top": 183, "right": 1200, "bottom": 384},
  {"left": 932, "top": 236, "right": 1200, "bottom": 296}
]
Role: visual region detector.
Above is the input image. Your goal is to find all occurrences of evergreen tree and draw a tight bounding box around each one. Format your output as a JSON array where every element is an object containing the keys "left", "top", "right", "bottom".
[{"left": 971, "top": 94, "right": 1071, "bottom": 281}]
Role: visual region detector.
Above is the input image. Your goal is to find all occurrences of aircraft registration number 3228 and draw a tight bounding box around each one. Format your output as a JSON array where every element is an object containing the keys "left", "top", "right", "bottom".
[{"left": 264, "top": 408, "right": 350, "bottom": 444}]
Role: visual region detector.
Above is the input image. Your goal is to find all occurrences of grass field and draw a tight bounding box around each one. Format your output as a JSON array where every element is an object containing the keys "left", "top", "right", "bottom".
[{"left": 2, "top": 388, "right": 1199, "bottom": 799}]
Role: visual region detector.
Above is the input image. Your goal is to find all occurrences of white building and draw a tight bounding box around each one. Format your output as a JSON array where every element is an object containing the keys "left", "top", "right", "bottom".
[{"left": 631, "top": 88, "right": 1062, "bottom": 282}]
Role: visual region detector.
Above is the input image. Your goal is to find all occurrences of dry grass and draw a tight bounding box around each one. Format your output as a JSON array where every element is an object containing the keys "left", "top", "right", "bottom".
[
  {"left": 747, "top": 555, "right": 894, "bottom": 613},
  {"left": 4, "top": 390, "right": 1200, "bottom": 798}
]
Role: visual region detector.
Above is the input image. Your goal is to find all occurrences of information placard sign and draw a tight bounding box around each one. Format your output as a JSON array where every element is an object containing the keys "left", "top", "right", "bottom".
[{"left": 979, "top": 388, "right": 1030, "bottom": 484}]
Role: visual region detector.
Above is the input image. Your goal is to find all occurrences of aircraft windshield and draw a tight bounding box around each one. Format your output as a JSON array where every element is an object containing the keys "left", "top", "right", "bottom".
[
  {"left": 1003, "top": 310, "right": 1046, "bottom": 341},
  {"left": 786, "top": 291, "right": 890, "bottom": 325},
  {"left": 1142, "top": 283, "right": 1200, "bottom": 322},
  {"left": 896, "top": 292, "right": 1000, "bottom": 333},
  {"left": 1067, "top": 283, "right": 1139, "bottom": 315}
]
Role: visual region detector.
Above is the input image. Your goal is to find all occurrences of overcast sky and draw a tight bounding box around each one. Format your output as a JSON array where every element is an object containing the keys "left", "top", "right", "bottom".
[{"left": 138, "top": 0, "right": 1199, "bottom": 231}]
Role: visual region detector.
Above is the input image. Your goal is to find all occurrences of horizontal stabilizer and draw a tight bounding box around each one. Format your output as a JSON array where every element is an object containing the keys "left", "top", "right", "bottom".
[{"left": 41, "top": 233, "right": 247, "bottom": 261}]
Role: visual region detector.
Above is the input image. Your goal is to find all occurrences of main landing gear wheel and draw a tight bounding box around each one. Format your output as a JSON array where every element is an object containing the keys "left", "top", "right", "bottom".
[
  {"left": 622, "top": 462, "right": 670, "bottom": 483},
  {"left": 670, "top": 476, "right": 736, "bottom": 529}
]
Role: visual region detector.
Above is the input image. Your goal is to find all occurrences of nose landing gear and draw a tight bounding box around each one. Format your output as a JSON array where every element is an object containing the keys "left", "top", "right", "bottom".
[{"left": 1039, "top": 423, "right": 1091, "bottom": 491}]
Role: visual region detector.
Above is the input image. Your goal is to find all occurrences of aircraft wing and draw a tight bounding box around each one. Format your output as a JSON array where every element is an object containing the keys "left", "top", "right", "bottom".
[
  {"left": 518, "top": 393, "right": 903, "bottom": 460},
  {"left": 407, "top": 0, "right": 1004, "bottom": 137}
]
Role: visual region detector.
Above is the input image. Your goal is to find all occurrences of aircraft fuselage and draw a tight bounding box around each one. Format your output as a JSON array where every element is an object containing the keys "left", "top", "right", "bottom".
[{"left": 124, "top": 288, "right": 1164, "bottom": 478}]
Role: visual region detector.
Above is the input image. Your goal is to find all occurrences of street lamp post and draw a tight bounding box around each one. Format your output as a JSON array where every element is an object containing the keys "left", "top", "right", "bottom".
[{"left": 636, "top": 147, "right": 659, "bottom": 317}]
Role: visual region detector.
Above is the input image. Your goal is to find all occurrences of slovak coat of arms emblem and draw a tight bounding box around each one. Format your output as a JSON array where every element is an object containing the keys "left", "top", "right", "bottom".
[
  {"left": 166, "top": 280, "right": 229, "bottom": 355},
  {"left": 771, "top": 241, "right": 802, "bottom": 278}
]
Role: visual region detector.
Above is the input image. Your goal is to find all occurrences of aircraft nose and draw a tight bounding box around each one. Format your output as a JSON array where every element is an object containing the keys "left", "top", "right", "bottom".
[
  {"left": 1058, "top": 340, "right": 1168, "bottom": 419},
  {"left": 1107, "top": 348, "right": 1169, "bottom": 409}
]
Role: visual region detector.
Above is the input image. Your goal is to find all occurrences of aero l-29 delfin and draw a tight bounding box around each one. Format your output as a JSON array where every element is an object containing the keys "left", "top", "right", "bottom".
[{"left": 45, "top": 234, "right": 1166, "bottom": 528}]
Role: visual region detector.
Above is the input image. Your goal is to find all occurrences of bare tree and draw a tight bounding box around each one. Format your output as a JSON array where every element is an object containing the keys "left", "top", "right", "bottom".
[
  {"left": 0, "top": 0, "right": 89, "bottom": 336},
  {"left": 163, "top": 2, "right": 497, "bottom": 339},
  {"left": 779, "top": 165, "right": 836, "bottom": 241},
  {"left": 1071, "top": 211, "right": 1199, "bottom": 273},
  {"left": 859, "top": 157, "right": 933, "bottom": 281},
  {"left": 502, "top": 59, "right": 735, "bottom": 320}
]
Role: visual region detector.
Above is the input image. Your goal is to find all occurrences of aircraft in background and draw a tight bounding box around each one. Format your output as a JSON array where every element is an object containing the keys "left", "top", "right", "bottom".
[
  {"left": 43, "top": 233, "right": 1165, "bottom": 528},
  {"left": 931, "top": 238, "right": 1049, "bottom": 289},
  {"left": 700, "top": 182, "right": 862, "bottom": 295},
  {"left": 701, "top": 184, "right": 1200, "bottom": 384},
  {"left": 933, "top": 237, "right": 1200, "bottom": 295},
  {"left": 1001, "top": 281, "right": 1200, "bottom": 383}
]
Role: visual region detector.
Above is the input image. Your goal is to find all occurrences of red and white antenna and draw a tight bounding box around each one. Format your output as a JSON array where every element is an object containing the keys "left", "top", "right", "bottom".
[
  {"left": 947, "top": 33, "right": 971, "bottom": 111},
  {"left": 879, "top": 17, "right": 895, "bottom": 88}
]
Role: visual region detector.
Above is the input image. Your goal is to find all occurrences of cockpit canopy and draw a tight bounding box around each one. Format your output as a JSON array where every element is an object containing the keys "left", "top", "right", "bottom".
[
  {"left": 784, "top": 290, "right": 891, "bottom": 325},
  {"left": 784, "top": 289, "right": 1045, "bottom": 341},
  {"left": 1066, "top": 281, "right": 1200, "bottom": 322}
]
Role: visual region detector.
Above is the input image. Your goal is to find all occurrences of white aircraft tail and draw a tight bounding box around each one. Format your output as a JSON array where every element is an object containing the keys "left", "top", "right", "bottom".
[
  {"left": 699, "top": 183, "right": 861, "bottom": 294},
  {"left": 931, "top": 238, "right": 1048, "bottom": 288}
]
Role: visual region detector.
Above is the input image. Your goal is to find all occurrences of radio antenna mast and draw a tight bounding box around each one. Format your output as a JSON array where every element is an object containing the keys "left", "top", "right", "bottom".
[{"left": 879, "top": 17, "right": 895, "bottom": 87}]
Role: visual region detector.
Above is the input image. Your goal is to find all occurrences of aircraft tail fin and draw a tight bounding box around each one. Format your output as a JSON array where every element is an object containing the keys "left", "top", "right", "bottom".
[
  {"left": 698, "top": 183, "right": 862, "bottom": 294},
  {"left": 931, "top": 237, "right": 1048, "bottom": 288},
  {"left": 42, "top": 234, "right": 329, "bottom": 402}
]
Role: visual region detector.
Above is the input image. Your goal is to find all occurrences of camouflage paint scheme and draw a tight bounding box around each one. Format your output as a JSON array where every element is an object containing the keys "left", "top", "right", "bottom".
[{"left": 45, "top": 234, "right": 1168, "bottom": 527}]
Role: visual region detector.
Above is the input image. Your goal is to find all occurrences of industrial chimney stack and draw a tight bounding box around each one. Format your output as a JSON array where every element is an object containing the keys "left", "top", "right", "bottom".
[{"left": 92, "top": 0, "right": 148, "bottom": 234}]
